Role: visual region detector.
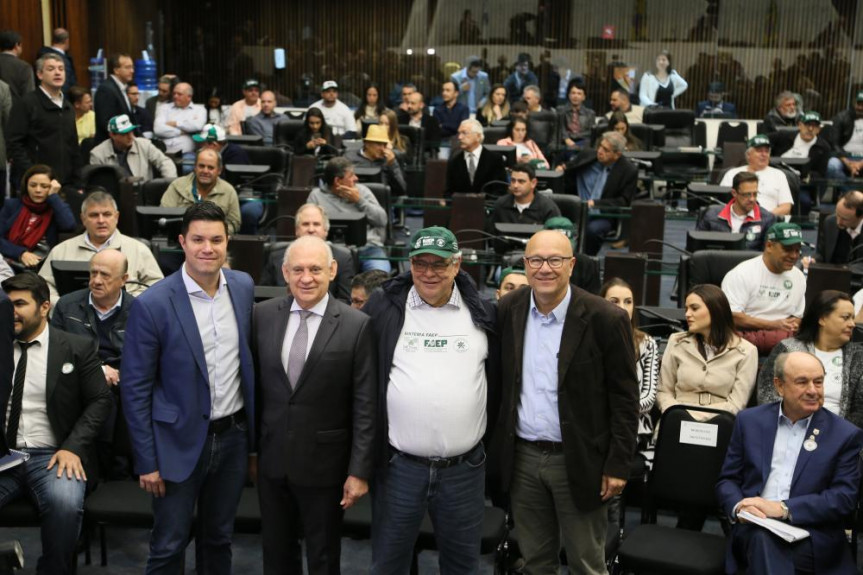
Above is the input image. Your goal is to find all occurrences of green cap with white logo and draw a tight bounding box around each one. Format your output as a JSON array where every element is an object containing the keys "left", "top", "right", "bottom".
[
  {"left": 766, "top": 222, "right": 803, "bottom": 246},
  {"left": 499, "top": 267, "right": 526, "bottom": 287},
  {"left": 801, "top": 111, "right": 821, "bottom": 124},
  {"left": 409, "top": 226, "right": 459, "bottom": 258},
  {"left": 747, "top": 134, "right": 771, "bottom": 149}
]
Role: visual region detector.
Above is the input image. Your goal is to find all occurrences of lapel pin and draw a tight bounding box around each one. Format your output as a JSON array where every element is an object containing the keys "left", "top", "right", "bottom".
[
  {"left": 803, "top": 433, "right": 818, "bottom": 452},
  {"left": 61, "top": 362, "right": 74, "bottom": 374}
]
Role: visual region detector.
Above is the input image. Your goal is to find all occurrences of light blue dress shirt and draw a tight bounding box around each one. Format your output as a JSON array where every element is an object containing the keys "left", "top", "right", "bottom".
[
  {"left": 516, "top": 286, "right": 572, "bottom": 442},
  {"left": 762, "top": 403, "right": 813, "bottom": 501}
]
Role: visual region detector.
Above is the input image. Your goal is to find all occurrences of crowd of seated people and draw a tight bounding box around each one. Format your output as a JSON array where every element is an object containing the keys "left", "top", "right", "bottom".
[{"left": 7, "top": 25, "right": 863, "bottom": 575}]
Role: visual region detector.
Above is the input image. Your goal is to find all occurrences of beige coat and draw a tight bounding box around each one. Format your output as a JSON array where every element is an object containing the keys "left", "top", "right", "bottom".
[
  {"left": 159, "top": 173, "right": 241, "bottom": 235},
  {"left": 89, "top": 137, "right": 178, "bottom": 181},
  {"left": 657, "top": 331, "right": 758, "bottom": 420}
]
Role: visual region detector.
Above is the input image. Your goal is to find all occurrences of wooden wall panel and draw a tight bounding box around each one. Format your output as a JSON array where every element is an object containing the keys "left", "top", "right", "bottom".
[{"left": 0, "top": 0, "right": 45, "bottom": 64}]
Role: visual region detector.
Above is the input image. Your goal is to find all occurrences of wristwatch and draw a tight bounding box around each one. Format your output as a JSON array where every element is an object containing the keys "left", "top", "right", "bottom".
[{"left": 779, "top": 500, "right": 790, "bottom": 521}]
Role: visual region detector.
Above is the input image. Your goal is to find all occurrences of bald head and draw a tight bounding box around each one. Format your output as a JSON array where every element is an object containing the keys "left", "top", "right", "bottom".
[
  {"left": 173, "top": 82, "right": 193, "bottom": 107},
  {"left": 526, "top": 229, "right": 574, "bottom": 257},
  {"left": 89, "top": 249, "right": 129, "bottom": 308}
]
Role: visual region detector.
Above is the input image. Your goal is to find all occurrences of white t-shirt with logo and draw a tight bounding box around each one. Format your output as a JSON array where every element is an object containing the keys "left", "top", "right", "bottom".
[
  {"left": 813, "top": 347, "right": 843, "bottom": 415},
  {"left": 781, "top": 135, "right": 816, "bottom": 159},
  {"left": 720, "top": 166, "right": 794, "bottom": 212},
  {"left": 721, "top": 256, "right": 806, "bottom": 321},
  {"left": 844, "top": 118, "right": 863, "bottom": 157}
]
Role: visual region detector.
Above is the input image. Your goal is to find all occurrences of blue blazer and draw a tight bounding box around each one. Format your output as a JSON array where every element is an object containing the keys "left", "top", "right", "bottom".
[
  {"left": 121, "top": 268, "right": 256, "bottom": 483},
  {"left": 716, "top": 402, "right": 863, "bottom": 574}
]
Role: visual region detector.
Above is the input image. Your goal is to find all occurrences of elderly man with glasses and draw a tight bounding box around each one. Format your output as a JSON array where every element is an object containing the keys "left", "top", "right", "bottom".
[
  {"left": 489, "top": 229, "right": 638, "bottom": 575},
  {"left": 363, "top": 226, "right": 500, "bottom": 575}
]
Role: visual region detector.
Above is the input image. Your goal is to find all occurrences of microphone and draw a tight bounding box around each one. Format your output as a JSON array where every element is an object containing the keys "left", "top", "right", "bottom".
[
  {"left": 641, "top": 239, "right": 692, "bottom": 257},
  {"left": 685, "top": 191, "right": 727, "bottom": 207},
  {"left": 481, "top": 179, "right": 511, "bottom": 199},
  {"left": 157, "top": 217, "right": 183, "bottom": 227}
]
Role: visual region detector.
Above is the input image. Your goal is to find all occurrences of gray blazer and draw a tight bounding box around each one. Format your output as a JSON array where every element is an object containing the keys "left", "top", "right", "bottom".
[
  {"left": 758, "top": 337, "right": 863, "bottom": 429},
  {"left": 0, "top": 79, "right": 11, "bottom": 166}
]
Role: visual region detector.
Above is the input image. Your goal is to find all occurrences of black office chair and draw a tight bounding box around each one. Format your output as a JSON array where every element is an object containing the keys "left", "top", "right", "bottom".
[
  {"left": 527, "top": 110, "right": 557, "bottom": 151},
  {"left": 716, "top": 121, "right": 749, "bottom": 150},
  {"left": 548, "top": 193, "right": 587, "bottom": 253},
  {"left": 398, "top": 125, "right": 425, "bottom": 168},
  {"left": 237, "top": 145, "right": 290, "bottom": 184},
  {"left": 273, "top": 119, "right": 307, "bottom": 149},
  {"left": 483, "top": 126, "right": 508, "bottom": 146},
  {"left": 138, "top": 178, "right": 175, "bottom": 207},
  {"left": 677, "top": 250, "right": 761, "bottom": 304},
  {"left": 615, "top": 405, "right": 734, "bottom": 575},
  {"left": 642, "top": 109, "right": 697, "bottom": 148},
  {"left": 364, "top": 182, "right": 392, "bottom": 243}
]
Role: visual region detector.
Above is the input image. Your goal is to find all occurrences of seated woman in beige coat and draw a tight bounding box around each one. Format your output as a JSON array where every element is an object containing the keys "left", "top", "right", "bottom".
[{"left": 657, "top": 284, "right": 758, "bottom": 419}]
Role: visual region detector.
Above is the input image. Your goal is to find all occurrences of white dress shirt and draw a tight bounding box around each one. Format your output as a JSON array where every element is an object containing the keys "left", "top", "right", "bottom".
[
  {"left": 280, "top": 294, "right": 329, "bottom": 375},
  {"left": 7, "top": 325, "right": 58, "bottom": 449},
  {"left": 181, "top": 265, "right": 244, "bottom": 419}
]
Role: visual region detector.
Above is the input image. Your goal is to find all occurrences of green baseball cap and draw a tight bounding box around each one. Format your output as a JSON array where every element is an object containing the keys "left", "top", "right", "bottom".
[
  {"left": 800, "top": 111, "right": 821, "bottom": 124},
  {"left": 544, "top": 216, "right": 575, "bottom": 237},
  {"left": 766, "top": 222, "right": 803, "bottom": 246},
  {"left": 499, "top": 266, "right": 526, "bottom": 287},
  {"left": 747, "top": 134, "right": 771, "bottom": 149},
  {"left": 193, "top": 124, "right": 227, "bottom": 143},
  {"left": 409, "top": 226, "right": 459, "bottom": 258},
  {"left": 108, "top": 114, "right": 138, "bottom": 134}
]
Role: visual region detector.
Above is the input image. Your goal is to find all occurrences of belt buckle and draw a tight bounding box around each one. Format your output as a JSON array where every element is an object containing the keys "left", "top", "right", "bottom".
[
  {"left": 428, "top": 456, "right": 446, "bottom": 468},
  {"left": 698, "top": 392, "right": 711, "bottom": 406}
]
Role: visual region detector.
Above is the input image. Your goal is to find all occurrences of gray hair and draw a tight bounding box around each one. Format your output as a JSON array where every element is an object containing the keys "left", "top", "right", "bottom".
[
  {"left": 523, "top": 85, "right": 541, "bottom": 98},
  {"left": 284, "top": 234, "right": 334, "bottom": 266},
  {"left": 775, "top": 91, "right": 796, "bottom": 107},
  {"left": 459, "top": 118, "right": 484, "bottom": 143},
  {"left": 600, "top": 131, "right": 627, "bottom": 154},
  {"left": 773, "top": 351, "right": 824, "bottom": 382},
  {"left": 35, "top": 53, "right": 64, "bottom": 73},
  {"left": 295, "top": 203, "right": 330, "bottom": 232},
  {"left": 81, "top": 190, "right": 118, "bottom": 214}
]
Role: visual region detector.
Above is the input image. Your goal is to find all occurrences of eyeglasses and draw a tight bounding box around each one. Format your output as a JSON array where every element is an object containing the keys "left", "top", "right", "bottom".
[
  {"left": 524, "top": 256, "right": 571, "bottom": 269},
  {"left": 411, "top": 258, "right": 453, "bottom": 273},
  {"left": 736, "top": 192, "right": 758, "bottom": 199}
]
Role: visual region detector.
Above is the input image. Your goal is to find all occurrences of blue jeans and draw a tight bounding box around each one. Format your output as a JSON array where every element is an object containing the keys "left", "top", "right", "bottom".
[
  {"left": 370, "top": 444, "right": 486, "bottom": 575},
  {"left": 585, "top": 218, "right": 615, "bottom": 256},
  {"left": 359, "top": 244, "right": 392, "bottom": 273},
  {"left": 146, "top": 420, "right": 248, "bottom": 575},
  {"left": 0, "top": 449, "right": 86, "bottom": 575},
  {"left": 827, "top": 157, "right": 849, "bottom": 181},
  {"left": 239, "top": 201, "right": 264, "bottom": 235}
]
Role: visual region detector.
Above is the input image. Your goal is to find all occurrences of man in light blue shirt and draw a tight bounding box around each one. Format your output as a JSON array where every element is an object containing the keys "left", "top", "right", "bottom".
[
  {"left": 451, "top": 57, "right": 491, "bottom": 115},
  {"left": 717, "top": 351, "right": 863, "bottom": 574}
]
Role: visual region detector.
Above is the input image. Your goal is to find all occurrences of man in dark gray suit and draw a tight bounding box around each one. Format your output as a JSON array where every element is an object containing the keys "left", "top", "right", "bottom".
[
  {"left": 813, "top": 190, "right": 863, "bottom": 265},
  {"left": 252, "top": 235, "right": 377, "bottom": 575}
]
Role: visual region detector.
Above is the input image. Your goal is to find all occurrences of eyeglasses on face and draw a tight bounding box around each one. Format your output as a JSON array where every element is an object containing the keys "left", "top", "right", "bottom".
[
  {"left": 524, "top": 256, "right": 570, "bottom": 269},
  {"left": 411, "top": 258, "right": 453, "bottom": 273}
]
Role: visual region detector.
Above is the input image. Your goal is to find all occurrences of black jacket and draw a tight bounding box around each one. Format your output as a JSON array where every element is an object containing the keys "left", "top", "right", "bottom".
[
  {"left": 830, "top": 108, "right": 859, "bottom": 156},
  {"left": 94, "top": 77, "right": 133, "bottom": 143},
  {"left": 7, "top": 87, "right": 82, "bottom": 186},
  {"left": 363, "top": 270, "right": 501, "bottom": 466},
  {"left": 564, "top": 149, "right": 638, "bottom": 207},
  {"left": 767, "top": 131, "right": 831, "bottom": 178},
  {"left": 0, "top": 53, "right": 34, "bottom": 100},
  {"left": 51, "top": 288, "right": 133, "bottom": 368},
  {"left": 396, "top": 109, "right": 442, "bottom": 147},
  {"left": 487, "top": 192, "right": 561, "bottom": 253},
  {"left": 446, "top": 146, "right": 508, "bottom": 197}
]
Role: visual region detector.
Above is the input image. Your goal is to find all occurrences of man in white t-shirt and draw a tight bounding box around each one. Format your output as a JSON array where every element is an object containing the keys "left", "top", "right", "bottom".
[
  {"left": 309, "top": 80, "right": 356, "bottom": 137},
  {"left": 722, "top": 222, "right": 807, "bottom": 354},
  {"left": 720, "top": 135, "right": 794, "bottom": 217},
  {"left": 827, "top": 90, "right": 863, "bottom": 181}
]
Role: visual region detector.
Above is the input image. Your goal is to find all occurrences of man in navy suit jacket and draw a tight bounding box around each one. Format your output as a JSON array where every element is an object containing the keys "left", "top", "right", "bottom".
[
  {"left": 122, "top": 202, "right": 256, "bottom": 574},
  {"left": 93, "top": 53, "right": 134, "bottom": 143},
  {"left": 716, "top": 351, "right": 863, "bottom": 574}
]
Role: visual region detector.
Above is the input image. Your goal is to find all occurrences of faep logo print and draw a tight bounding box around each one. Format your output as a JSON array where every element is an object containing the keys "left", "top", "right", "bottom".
[
  {"left": 424, "top": 338, "right": 449, "bottom": 352},
  {"left": 455, "top": 337, "right": 469, "bottom": 352}
]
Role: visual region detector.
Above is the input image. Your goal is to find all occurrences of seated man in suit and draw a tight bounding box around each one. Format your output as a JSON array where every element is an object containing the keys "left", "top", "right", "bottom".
[
  {"left": 51, "top": 250, "right": 132, "bottom": 479},
  {"left": 261, "top": 203, "right": 357, "bottom": 303},
  {"left": 488, "top": 163, "right": 560, "bottom": 253},
  {"left": 696, "top": 81, "right": 737, "bottom": 118},
  {"left": 0, "top": 272, "right": 111, "bottom": 575},
  {"left": 696, "top": 171, "right": 776, "bottom": 251},
  {"left": 812, "top": 190, "right": 863, "bottom": 266},
  {"left": 717, "top": 351, "right": 863, "bottom": 574},
  {"left": 445, "top": 118, "right": 508, "bottom": 197},
  {"left": 561, "top": 131, "right": 638, "bottom": 256}
]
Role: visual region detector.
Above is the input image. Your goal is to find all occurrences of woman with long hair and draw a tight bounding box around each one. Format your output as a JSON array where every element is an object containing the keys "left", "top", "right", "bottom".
[
  {"left": 378, "top": 109, "right": 409, "bottom": 154},
  {"left": 657, "top": 284, "right": 758, "bottom": 419},
  {"left": 477, "top": 84, "right": 510, "bottom": 126},
  {"left": 759, "top": 290, "right": 863, "bottom": 427},
  {"left": 608, "top": 111, "right": 643, "bottom": 152},
  {"left": 496, "top": 117, "right": 548, "bottom": 169},
  {"left": 354, "top": 83, "right": 387, "bottom": 132},
  {"left": 294, "top": 107, "right": 337, "bottom": 156},
  {"left": 638, "top": 50, "right": 688, "bottom": 109},
  {"left": 601, "top": 278, "right": 659, "bottom": 463},
  {"left": 0, "top": 165, "right": 76, "bottom": 268}
]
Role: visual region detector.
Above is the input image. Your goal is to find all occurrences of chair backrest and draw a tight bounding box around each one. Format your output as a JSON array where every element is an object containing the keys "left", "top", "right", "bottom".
[
  {"left": 643, "top": 109, "right": 696, "bottom": 147},
  {"left": 238, "top": 145, "right": 289, "bottom": 181},
  {"left": 274, "top": 119, "right": 307, "bottom": 148},
  {"left": 398, "top": 124, "right": 424, "bottom": 167},
  {"left": 363, "top": 182, "right": 392, "bottom": 241},
  {"left": 80, "top": 137, "right": 97, "bottom": 163},
  {"left": 678, "top": 249, "right": 761, "bottom": 304},
  {"left": 290, "top": 155, "right": 318, "bottom": 187},
  {"left": 81, "top": 164, "right": 126, "bottom": 202},
  {"left": 483, "top": 126, "right": 508, "bottom": 146},
  {"left": 716, "top": 122, "right": 749, "bottom": 150},
  {"left": 139, "top": 178, "right": 175, "bottom": 207},
  {"left": 227, "top": 234, "right": 266, "bottom": 284},
  {"left": 548, "top": 194, "right": 586, "bottom": 252},
  {"left": 226, "top": 134, "right": 262, "bottom": 146},
  {"left": 649, "top": 405, "right": 736, "bottom": 509},
  {"left": 527, "top": 111, "right": 556, "bottom": 148},
  {"left": 628, "top": 123, "right": 655, "bottom": 150}
]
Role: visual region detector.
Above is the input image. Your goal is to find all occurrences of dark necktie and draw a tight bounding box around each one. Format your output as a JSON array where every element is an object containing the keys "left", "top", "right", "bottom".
[
  {"left": 287, "top": 311, "right": 312, "bottom": 389},
  {"left": 6, "top": 341, "right": 35, "bottom": 448}
]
